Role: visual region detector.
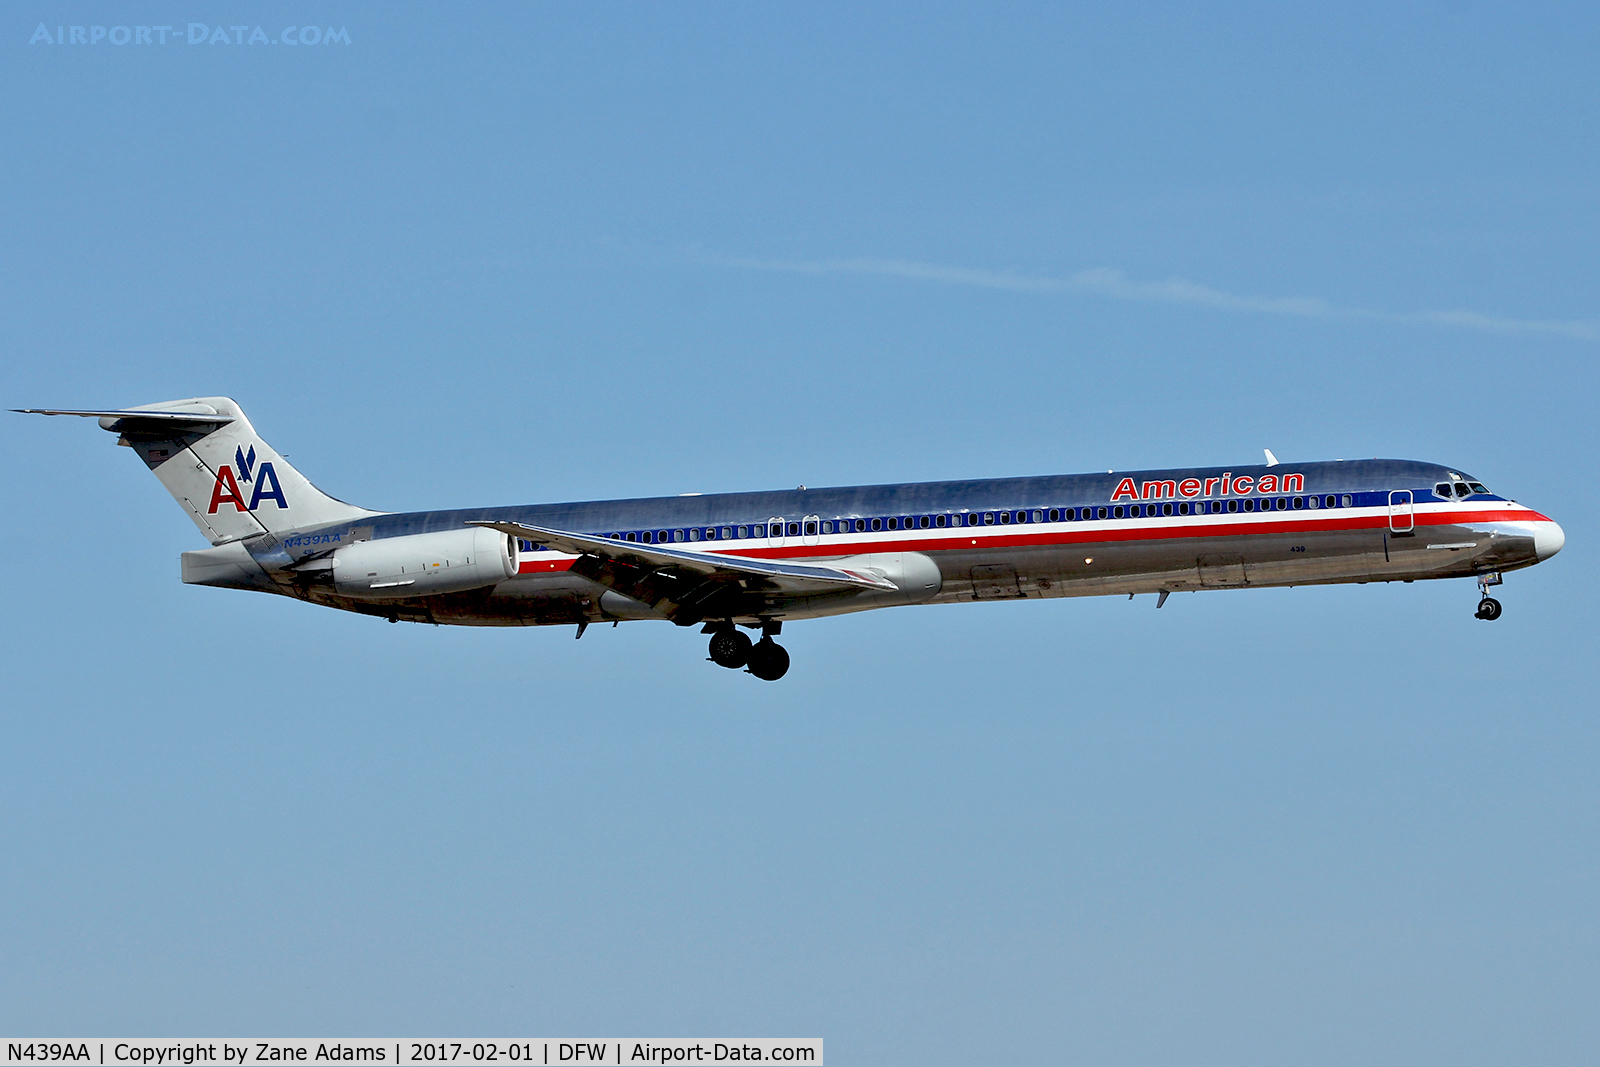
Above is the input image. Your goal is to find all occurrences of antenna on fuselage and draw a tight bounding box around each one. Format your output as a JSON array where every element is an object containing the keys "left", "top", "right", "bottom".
[{"left": 1263, "top": 449, "right": 1279, "bottom": 467}]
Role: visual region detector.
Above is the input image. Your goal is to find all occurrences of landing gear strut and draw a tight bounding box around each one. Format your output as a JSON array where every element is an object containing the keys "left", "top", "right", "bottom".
[{"left": 1476, "top": 572, "right": 1503, "bottom": 621}]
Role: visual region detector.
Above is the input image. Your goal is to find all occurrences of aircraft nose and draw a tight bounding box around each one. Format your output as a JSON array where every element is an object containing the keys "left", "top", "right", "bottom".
[{"left": 1535, "top": 520, "right": 1566, "bottom": 561}]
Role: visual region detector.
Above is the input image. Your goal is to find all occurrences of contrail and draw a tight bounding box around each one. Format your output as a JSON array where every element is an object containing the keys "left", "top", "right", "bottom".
[{"left": 698, "top": 254, "right": 1600, "bottom": 341}]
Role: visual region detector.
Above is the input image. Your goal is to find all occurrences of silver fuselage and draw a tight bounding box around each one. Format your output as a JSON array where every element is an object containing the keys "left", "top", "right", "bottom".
[{"left": 183, "top": 458, "right": 1564, "bottom": 628}]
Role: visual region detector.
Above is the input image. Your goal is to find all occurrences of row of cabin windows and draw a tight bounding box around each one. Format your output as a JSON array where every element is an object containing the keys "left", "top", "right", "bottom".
[{"left": 521, "top": 494, "right": 1365, "bottom": 551}]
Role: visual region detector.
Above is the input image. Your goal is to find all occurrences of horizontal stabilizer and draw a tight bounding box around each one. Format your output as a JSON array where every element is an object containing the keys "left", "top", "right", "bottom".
[{"left": 15, "top": 407, "right": 236, "bottom": 429}]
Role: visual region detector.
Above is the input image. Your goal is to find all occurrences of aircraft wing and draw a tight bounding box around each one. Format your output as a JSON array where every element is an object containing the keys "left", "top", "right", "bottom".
[{"left": 468, "top": 519, "right": 895, "bottom": 624}]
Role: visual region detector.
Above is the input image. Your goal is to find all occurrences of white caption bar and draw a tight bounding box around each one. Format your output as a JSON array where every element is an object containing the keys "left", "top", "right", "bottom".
[{"left": 1, "top": 1043, "right": 822, "bottom": 1067}]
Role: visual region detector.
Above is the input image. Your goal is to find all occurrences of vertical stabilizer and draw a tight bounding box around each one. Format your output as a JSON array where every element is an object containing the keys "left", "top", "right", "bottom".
[{"left": 18, "top": 397, "right": 380, "bottom": 543}]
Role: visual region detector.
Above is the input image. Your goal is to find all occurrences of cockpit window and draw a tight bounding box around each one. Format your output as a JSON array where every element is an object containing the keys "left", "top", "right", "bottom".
[
  {"left": 1468, "top": 482, "right": 1489, "bottom": 495},
  {"left": 1454, "top": 483, "right": 1472, "bottom": 498},
  {"left": 1435, "top": 482, "right": 1453, "bottom": 499}
]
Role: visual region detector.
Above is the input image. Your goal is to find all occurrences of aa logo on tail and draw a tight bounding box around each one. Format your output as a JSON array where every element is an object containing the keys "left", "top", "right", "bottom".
[{"left": 208, "top": 444, "right": 287, "bottom": 513}]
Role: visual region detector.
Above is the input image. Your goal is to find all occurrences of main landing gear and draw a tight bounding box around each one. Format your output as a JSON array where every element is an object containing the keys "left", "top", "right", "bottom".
[
  {"left": 707, "top": 622, "right": 790, "bottom": 681},
  {"left": 708, "top": 629, "right": 751, "bottom": 668},
  {"left": 1475, "top": 571, "right": 1504, "bottom": 621}
]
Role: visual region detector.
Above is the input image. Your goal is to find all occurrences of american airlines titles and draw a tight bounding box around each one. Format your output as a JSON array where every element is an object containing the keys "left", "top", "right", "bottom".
[{"left": 1110, "top": 472, "right": 1304, "bottom": 502}]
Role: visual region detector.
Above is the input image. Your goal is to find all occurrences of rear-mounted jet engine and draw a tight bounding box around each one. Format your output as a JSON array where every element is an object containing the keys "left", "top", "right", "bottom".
[{"left": 330, "top": 527, "right": 519, "bottom": 600}]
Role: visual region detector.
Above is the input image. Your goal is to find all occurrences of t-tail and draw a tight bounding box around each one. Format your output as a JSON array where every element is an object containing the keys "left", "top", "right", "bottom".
[{"left": 15, "top": 397, "right": 378, "bottom": 543}]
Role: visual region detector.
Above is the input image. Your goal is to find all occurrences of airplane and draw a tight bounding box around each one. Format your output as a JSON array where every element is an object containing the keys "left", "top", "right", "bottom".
[{"left": 18, "top": 397, "right": 1565, "bottom": 681}]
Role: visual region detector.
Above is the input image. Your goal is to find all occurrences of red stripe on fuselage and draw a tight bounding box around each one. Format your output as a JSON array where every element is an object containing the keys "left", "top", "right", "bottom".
[{"left": 518, "top": 558, "right": 576, "bottom": 574}]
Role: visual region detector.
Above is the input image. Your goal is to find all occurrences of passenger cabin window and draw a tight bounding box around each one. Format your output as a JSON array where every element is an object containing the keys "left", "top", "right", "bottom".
[
  {"left": 1341, "top": 495, "right": 1353, "bottom": 507},
  {"left": 804, "top": 521, "right": 817, "bottom": 536}
]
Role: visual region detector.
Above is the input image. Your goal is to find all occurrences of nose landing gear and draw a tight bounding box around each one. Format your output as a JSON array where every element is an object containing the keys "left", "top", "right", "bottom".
[{"left": 1475, "top": 571, "right": 1504, "bottom": 621}]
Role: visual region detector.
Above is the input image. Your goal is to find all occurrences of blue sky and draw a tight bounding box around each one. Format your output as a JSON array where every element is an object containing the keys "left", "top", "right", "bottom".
[{"left": 1, "top": 3, "right": 1596, "bottom": 1062}]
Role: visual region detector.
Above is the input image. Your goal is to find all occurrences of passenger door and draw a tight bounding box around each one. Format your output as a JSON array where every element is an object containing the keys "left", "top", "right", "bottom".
[{"left": 1388, "top": 490, "right": 1415, "bottom": 535}]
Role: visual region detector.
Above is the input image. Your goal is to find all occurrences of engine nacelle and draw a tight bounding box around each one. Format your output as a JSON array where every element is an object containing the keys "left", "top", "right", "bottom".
[{"left": 332, "top": 527, "right": 518, "bottom": 600}]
